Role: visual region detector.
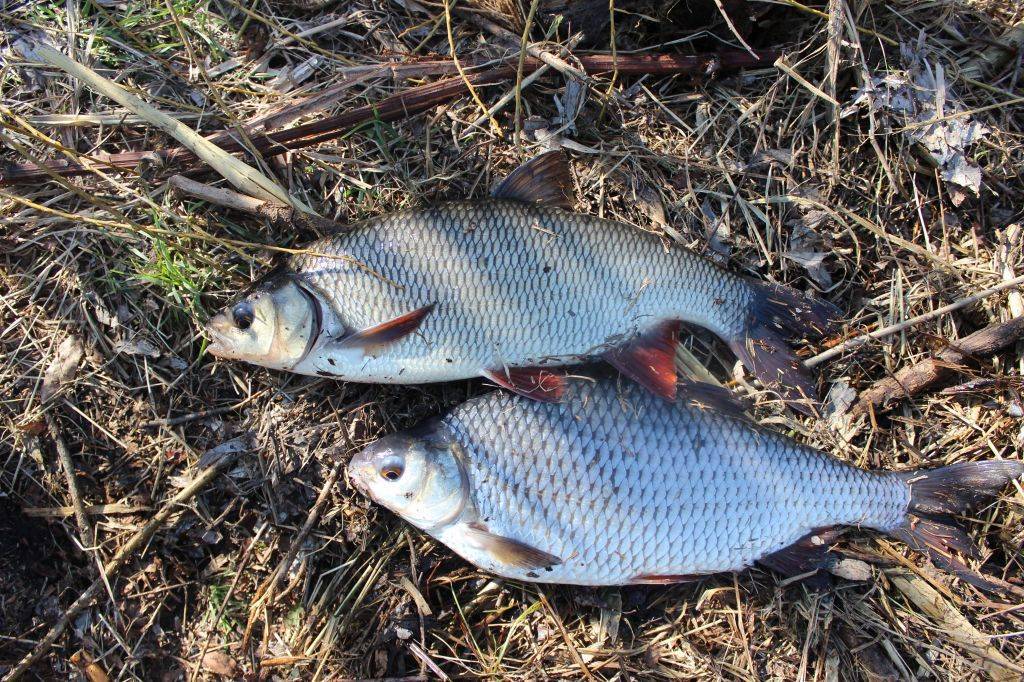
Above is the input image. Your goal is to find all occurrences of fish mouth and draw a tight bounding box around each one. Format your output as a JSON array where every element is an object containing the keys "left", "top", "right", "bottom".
[{"left": 203, "top": 314, "right": 233, "bottom": 358}]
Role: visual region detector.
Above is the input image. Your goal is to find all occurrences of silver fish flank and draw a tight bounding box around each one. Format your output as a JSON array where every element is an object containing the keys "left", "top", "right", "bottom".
[{"left": 348, "top": 380, "right": 1022, "bottom": 587}]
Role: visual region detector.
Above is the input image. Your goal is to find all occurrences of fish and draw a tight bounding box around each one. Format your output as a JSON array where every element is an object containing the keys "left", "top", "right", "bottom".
[
  {"left": 347, "top": 379, "right": 1023, "bottom": 588},
  {"left": 205, "top": 152, "right": 839, "bottom": 412}
]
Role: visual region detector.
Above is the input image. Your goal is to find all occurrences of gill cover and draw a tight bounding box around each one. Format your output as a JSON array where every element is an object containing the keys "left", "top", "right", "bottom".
[
  {"left": 347, "top": 423, "right": 468, "bottom": 531},
  {"left": 205, "top": 274, "right": 320, "bottom": 370}
]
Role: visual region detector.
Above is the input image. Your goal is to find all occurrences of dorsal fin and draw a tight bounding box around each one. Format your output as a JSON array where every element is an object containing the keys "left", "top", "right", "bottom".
[{"left": 491, "top": 152, "right": 574, "bottom": 209}]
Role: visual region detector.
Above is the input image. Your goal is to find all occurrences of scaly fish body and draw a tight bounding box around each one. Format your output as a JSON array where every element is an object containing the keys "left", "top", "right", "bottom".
[
  {"left": 348, "top": 380, "right": 1022, "bottom": 587},
  {"left": 289, "top": 200, "right": 747, "bottom": 382},
  {"left": 205, "top": 153, "right": 837, "bottom": 410}
]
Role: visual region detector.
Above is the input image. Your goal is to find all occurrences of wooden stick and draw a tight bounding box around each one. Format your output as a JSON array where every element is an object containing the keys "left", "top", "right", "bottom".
[
  {"left": 2, "top": 437, "right": 250, "bottom": 682},
  {"left": 1, "top": 51, "right": 776, "bottom": 186},
  {"left": 44, "top": 413, "right": 94, "bottom": 549},
  {"left": 850, "top": 316, "right": 1024, "bottom": 416},
  {"left": 806, "top": 274, "right": 1024, "bottom": 368}
]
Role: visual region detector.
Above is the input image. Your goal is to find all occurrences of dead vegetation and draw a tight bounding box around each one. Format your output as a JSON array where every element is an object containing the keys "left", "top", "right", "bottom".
[{"left": 0, "top": 0, "right": 1022, "bottom": 679}]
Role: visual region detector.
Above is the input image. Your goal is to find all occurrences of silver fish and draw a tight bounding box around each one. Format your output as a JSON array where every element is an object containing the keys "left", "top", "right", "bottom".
[
  {"left": 348, "top": 380, "right": 1022, "bottom": 587},
  {"left": 206, "top": 153, "right": 837, "bottom": 412}
]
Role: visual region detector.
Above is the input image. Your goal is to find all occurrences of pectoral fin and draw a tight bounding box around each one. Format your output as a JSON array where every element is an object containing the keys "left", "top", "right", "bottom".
[
  {"left": 491, "top": 151, "right": 574, "bottom": 209},
  {"left": 465, "top": 522, "right": 562, "bottom": 570},
  {"left": 334, "top": 304, "right": 435, "bottom": 350},
  {"left": 757, "top": 527, "right": 844, "bottom": 579},
  {"left": 482, "top": 366, "right": 566, "bottom": 402}
]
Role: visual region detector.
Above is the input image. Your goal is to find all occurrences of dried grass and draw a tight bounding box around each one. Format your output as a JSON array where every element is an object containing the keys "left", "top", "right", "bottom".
[{"left": 1, "top": 0, "right": 1023, "bottom": 679}]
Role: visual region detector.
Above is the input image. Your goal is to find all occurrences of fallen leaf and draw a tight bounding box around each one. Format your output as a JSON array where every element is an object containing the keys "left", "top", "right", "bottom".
[
  {"left": 41, "top": 335, "right": 84, "bottom": 401},
  {"left": 201, "top": 651, "right": 239, "bottom": 678},
  {"left": 829, "top": 558, "right": 872, "bottom": 581},
  {"left": 114, "top": 338, "right": 161, "bottom": 358},
  {"left": 70, "top": 650, "right": 110, "bottom": 682}
]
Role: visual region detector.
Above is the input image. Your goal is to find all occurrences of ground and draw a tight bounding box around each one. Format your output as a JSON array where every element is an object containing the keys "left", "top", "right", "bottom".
[{"left": 1, "top": 0, "right": 1023, "bottom": 679}]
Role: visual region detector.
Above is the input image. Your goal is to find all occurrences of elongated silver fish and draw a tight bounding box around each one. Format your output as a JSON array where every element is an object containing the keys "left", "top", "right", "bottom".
[
  {"left": 348, "top": 380, "right": 1022, "bottom": 587},
  {"left": 205, "top": 153, "right": 838, "bottom": 412}
]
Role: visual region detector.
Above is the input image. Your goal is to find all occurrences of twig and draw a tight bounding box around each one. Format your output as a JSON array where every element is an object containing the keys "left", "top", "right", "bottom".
[
  {"left": 44, "top": 413, "right": 94, "bottom": 548},
  {"left": 2, "top": 437, "right": 250, "bottom": 682},
  {"left": 443, "top": 0, "right": 502, "bottom": 134},
  {"left": 473, "top": 36, "right": 581, "bottom": 131},
  {"left": 242, "top": 457, "right": 346, "bottom": 653},
  {"left": 850, "top": 316, "right": 1024, "bottom": 416},
  {"left": 806, "top": 274, "right": 1024, "bottom": 368}
]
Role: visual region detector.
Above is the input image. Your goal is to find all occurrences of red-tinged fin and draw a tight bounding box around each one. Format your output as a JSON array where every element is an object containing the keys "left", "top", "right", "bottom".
[
  {"left": 465, "top": 522, "right": 562, "bottom": 570},
  {"left": 676, "top": 382, "right": 750, "bottom": 420},
  {"left": 629, "top": 573, "right": 702, "bottom": 585},
  {"left": 729, "top": 280, "right": 841, "bottom": 416},
  {"left": 334, "top": 304, "right": 435, "bottom": 350},
  {"left": 491, "top": 151, "right": 574, "bottom": 210},
  {"left": 482, "top": 366, "right": 566, "bottom": 402},
  {"left": 603, "top": 321, "right": 679, "bottom": 400},
  {"left": 757, "top": 528, "right": 844, "bottom": 581},
  {"left": 891, "top": 460, "right": 1024, "bottom": 595}
]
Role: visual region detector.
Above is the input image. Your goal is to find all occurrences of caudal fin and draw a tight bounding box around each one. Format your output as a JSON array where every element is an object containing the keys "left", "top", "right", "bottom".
[
  {"left": 892, "top": 460, "right": 1024, "bottom": 593},
  {"left": 727, "top": 280, "right": 840, "bottom": 415}
]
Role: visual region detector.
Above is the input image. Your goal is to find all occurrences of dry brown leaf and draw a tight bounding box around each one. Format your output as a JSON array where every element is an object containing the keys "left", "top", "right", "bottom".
[
  {"left": 202, "top": 651, "right": 240, "bottom": 678},
  {"left": 41, "top": 335, "right": 84, "bottom": 401}
]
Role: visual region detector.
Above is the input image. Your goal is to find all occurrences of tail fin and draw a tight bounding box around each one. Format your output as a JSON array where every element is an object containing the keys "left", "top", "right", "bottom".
[
  {"left": 726, "top": 280, "right": 840, "bottom": 415},
  {"left": 892, "top": 461, "right": 1024, "bottom": 593}
]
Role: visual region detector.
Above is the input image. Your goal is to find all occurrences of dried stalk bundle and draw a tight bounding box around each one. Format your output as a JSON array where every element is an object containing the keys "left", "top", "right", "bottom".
[{"left": 0, "top": 50, "right": 775, "bottom": 186}]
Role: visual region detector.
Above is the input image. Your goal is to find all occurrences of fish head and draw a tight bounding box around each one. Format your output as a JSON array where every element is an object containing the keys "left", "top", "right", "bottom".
[
  {"left": 347, "top": 422, "right": 467, "bottom": 530},
  {"left": 204, "top": 274, "right": 320, "bottom": 370}
]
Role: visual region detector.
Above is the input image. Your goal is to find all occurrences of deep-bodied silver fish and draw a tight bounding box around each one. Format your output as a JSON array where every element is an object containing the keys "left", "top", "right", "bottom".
[
  {"left": 205, "top": 153, "right": 838, "bottom": 411},
  {"left": 347, "top": 380, "right": 1022, "bottom": 587}
]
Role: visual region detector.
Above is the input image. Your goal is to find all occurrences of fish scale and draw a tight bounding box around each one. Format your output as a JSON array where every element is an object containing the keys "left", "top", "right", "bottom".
[{"left": 435, "top": 382, "right": 908, "bottom": 585}]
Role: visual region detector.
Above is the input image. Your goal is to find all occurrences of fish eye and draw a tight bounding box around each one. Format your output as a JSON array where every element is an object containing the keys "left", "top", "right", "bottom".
[
  {"left": 232, "top": 301, "right": 254, "bottom": 330},
  {"left": 379, "top": 458, "right": 404, "bottom": 481}
]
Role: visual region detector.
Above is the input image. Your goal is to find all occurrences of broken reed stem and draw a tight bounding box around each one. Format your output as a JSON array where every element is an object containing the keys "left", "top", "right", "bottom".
[
  {"left": 806, "top": 274, "right": 1024, "bottom": 368},
  {"left": 168, "top": 175, "right": 345, "bottom": 234},
  {"left": 0, "top": 50, "right": 776, "bottom": 185},
  {"left": 14, "top": 40, "right": 311, "bottom": 214},
  {"left": 2, "top": 443, "right": 248, "bottom": 682}
]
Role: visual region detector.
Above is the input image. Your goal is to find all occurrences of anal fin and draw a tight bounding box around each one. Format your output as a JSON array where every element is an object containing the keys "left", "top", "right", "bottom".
[
  {"left": 483, "top": 366, "right": 566, "bottom": 402},
  {"left": 334, "top": 304, "right": 435, "bottom": 350},
  {"left": 465, "top": 522, "right": 562, "bottom": 570},
  {"left": 603, "top": 321, "right": 679, "bottom": 400}
]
